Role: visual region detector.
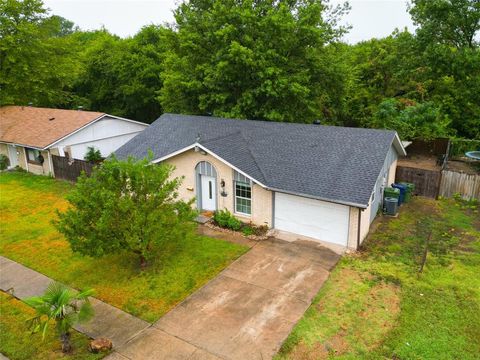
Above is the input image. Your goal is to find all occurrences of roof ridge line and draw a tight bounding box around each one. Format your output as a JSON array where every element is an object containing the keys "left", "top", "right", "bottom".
[
  {"left": 239, "top": 131, "right": 269, "bottom": 185},
  {"left": 200, "top": 130, "right": 242, "bottom": 144}
]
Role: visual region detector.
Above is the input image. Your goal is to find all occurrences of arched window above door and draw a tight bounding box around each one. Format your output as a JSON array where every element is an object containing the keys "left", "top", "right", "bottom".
[{"left": 195, "top": 161, "right": 217, "bottom": 177}]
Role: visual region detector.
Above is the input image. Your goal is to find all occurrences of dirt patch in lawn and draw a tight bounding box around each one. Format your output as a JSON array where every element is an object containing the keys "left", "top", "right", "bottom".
[
  {"left": 286, "top": 268, "right": 400, "bottom": 359},
  {"left": 287, "top": 335, "right": 349, "bottom": 360},
  {"left": 358, "top": 282, "right": 401, "bottom": 333},
  {"left": 472, "top": 216, "right": 480, "bottom": 232},
  {"left": 455, "top": 231, "right": 479, "bottom": 253}
]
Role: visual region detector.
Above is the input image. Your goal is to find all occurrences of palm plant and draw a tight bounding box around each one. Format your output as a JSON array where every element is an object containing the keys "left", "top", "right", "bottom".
[{"left": 25, "top": 282, "right": 94, "bottom": 353}]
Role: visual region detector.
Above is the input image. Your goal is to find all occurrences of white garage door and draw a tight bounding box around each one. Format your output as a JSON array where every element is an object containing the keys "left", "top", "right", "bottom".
[{"left": 274, "top": 193, "right": 349, "bottom": 246}]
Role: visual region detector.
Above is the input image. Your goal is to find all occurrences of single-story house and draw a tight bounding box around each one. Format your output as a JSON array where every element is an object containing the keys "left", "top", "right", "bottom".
[
  {"left": 115, "top": 113, "right": 406, "bottom": 250},
  {"left": 0, "top": 106, "right": 148, "bottom": 176}
]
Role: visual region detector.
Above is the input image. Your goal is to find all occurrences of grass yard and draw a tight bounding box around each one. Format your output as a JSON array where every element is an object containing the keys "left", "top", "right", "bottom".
[
  {"left": 277, "top": 196, "right": 480, "bottom": 360},
  {"left": 0, "top": 171, "right": 247, "bottom": 323},
  {"left": 0, "top": 291, "right": 105, "bottom": 360}
]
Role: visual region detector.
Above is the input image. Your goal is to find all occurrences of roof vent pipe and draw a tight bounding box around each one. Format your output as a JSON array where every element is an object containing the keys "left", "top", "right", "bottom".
[
  {"left": 313, "top": 119, "right": 322, "bottom": 125},
  {"left": 28, "top": 102, "right": 33, "bottom": 107},
  {"left": 77, "top": 106, "right": 83, "bottom": 111}
]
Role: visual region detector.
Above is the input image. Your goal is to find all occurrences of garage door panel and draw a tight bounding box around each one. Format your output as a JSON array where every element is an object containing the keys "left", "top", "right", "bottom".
[{"left": 275, "top": 193, "right": 349, "bottom": 246}]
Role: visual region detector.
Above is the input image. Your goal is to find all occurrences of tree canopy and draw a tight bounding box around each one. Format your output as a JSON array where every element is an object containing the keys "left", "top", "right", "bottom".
[
  {"left": 54, "top": 155, "right": 196, "bottom": 269},
  {"left": 1, "top": 0, "right": 479, "bottom": 139},
  {"left": 159, "top": 0, "right": 350, "bottom": 122},
  {"left": 0, "top": 0, "right": 82, "bottom": 106},
  {"left": 409, "top": 0, "right": 480, "bottom": 49}
]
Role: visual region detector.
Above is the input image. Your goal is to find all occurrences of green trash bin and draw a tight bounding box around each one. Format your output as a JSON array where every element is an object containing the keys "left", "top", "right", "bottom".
[
  {"left": 399, "top": 182, "right": 415, "bottom": 202},
  {"left": 383, "top": 187, "right": 400, "bottom": 210}
]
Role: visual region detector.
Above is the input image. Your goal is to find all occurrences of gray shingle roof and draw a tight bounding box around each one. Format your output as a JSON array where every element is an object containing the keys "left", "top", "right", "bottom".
[{"left": 115, "top": 113, "right": 399, "bottom": 208}]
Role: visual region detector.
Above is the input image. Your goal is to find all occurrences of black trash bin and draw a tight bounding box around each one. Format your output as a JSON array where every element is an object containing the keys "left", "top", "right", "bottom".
[{"left": 384, "top": 197, "right": 398, "bottom": 216}]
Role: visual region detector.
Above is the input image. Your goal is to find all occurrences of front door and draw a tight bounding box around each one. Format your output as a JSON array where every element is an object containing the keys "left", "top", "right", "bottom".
[
  {"left": 201, "top": 175, "right": 216, "bottom": 210},
  {"left": 7, "top": 145, "right": 18, "bottom": 168}
]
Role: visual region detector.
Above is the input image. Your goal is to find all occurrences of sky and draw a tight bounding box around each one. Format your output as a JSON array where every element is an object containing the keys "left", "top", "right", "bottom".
[{"left": 43, "top": 0, "right": 416, "bottom": 44}]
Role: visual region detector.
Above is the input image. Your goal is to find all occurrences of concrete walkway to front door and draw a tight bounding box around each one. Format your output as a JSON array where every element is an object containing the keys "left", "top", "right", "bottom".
[
  {"left": 109, "top": 238, "right": 341, "bottom": 360},
  {"left": 0, "top": 256, "right": 149, "bottom": 348}
]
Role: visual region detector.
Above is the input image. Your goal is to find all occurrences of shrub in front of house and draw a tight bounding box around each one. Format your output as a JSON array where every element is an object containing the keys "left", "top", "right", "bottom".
[
  {"left": 252, "top": 224, "right": 269, "bottom": 236},
  {"left": 242, "top": 226, "right": 254, "bottom": 236},
  {"left": 213, "top": 209, "right": 242, "bottom": 231},
  {"left": 213, "top": 209, "right": 269, "bottom": 237},
  {"left": 0, "top": 154, "right": 9, "bottom": 170}
]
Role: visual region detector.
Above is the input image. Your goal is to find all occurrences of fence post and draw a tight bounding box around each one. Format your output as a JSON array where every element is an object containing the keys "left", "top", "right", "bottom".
[{"left": 442, "top": 139, "right": 450, "bottom": 171}]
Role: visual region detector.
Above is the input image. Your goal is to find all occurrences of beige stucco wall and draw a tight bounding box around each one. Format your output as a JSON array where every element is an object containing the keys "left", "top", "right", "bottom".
[
  {"left": 360, "top": 202, "right": 372, "bottom": 243},
  {"left": 347, "top": 207, "right": 359, "bottom": 249},
  {"left": 251, "top": 184, "right": 273, "bottom": 227},
  {"left": 388, "top": 159, "right": 397, "bottom": 185},
  {"left": 164, "top": 149, "right": 273, "bottom": 227},
  {"left": 347, "top": 202, "right": 373, "bottom": 250}
]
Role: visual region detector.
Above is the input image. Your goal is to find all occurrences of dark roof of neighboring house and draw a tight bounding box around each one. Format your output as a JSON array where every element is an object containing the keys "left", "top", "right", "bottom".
[
  {"left": 115, "top": 113, "right": 404, "bottom": 208},
  {"left": 0, "top": 106, "right": 105, "bottom": 149}
]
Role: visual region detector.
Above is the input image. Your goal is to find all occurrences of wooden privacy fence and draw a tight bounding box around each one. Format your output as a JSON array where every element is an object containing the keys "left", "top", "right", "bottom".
[
  {"left": 439, "top": 170, "right": 480, "bottom": 200},
  {"left": 395, "top": 166, "right": 442, "bottom": 198},
  {"left": 52, "top": 155, "right": 96, "bottom": 182},
  {"left": 396, "top": 165, "right": 480, "bottom": 200}
]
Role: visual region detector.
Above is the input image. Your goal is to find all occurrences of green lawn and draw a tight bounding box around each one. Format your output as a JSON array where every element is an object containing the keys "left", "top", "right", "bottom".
[
  {"left": 277, "top": 196, "right": 480, "bottom": 359},
  {"left": 0, "top": 171, "right": 247, "bottom": 322},
  {"left": 0, "top": 291, "right": 105, "bottom": 360}
]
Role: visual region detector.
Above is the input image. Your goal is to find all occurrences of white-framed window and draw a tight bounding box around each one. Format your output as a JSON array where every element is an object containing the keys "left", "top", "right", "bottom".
[{"left": 234, "top": 171, "right": 252, "bottom": 215}]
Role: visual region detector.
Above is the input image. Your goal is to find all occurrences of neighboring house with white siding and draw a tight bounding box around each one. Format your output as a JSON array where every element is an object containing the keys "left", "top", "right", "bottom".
[
  {"left": 0, "top": 106, "right": 147, "bottom": 176},
  {"left": 115, "top": 113, "right": 406, "bottom": 251}
]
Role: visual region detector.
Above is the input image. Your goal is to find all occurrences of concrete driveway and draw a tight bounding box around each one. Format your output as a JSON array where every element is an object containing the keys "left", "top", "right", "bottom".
[{"left": 112, "top": 238, "right": 341, "bottom": 360}]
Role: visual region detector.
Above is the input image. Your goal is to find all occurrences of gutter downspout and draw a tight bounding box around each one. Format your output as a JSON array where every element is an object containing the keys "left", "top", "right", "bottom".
[
  {"left": 357, "top": 208, "right": 362, "bottom": 249},
  {"left": 271, "top": 191, "right": 275, "bottom": 228}
]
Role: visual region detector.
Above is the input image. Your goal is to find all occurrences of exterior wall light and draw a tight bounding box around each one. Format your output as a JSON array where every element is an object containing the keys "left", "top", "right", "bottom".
[{"left": 220, "top": 179, "right": 228, "bottom": 197}]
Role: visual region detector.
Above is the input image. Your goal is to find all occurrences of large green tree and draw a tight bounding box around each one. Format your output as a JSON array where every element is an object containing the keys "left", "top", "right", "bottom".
[
  {"left": 343, "top": 31, "right": 419, "bottom": 128},
  {"left": 0, "top": 0, "right": 81, "bottom": 106},
  {"left": 2, "top": 0, "right": 478, "bottom": 139},
  {"left": 74, "top": 25, "right": 172, "bottom": 123},
  {"left": 160, "top": 0, "right": 350, "bottom": 123},
  {"left": 367, "top": 98, "right": 452, "bottom": 140},
  {"left": 344, "top": 0, "right": 480, "bottom": 139},
  {"left": 408, "top": 0, "right": 480, "bottom": 139},
  {"left": 409, "top": 0, "right": 480, "bottom": 49},
  {"left": 54, "top": 155, "right": 196, "bottom": 269}
]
